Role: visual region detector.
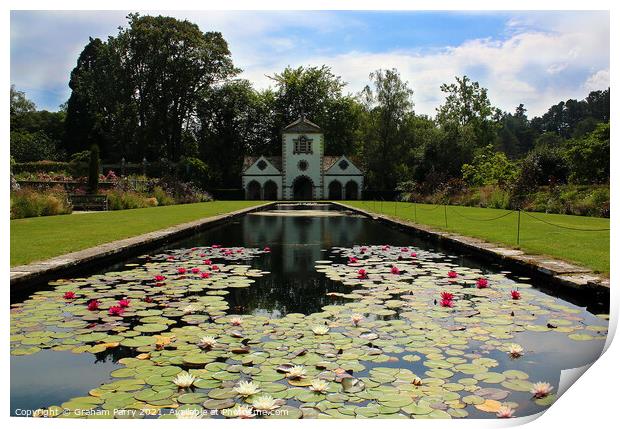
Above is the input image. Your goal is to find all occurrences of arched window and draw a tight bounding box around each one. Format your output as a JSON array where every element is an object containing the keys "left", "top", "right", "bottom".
[
  {"left": 264, "top": 180, "right": 278, "bottom": 200},
  {"left": 345, "top": 180, "right": 359, "bottom": 200},
  {"left": 246, "top": 180, "right": 261, "bottom": 200},
  {"left": 328, "top": 180, "right": 342, "bottom": 200}
]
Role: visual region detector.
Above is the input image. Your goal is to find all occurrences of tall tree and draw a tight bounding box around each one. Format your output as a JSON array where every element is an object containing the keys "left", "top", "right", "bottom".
[
  {"left": 195, "top": 80, "right": 272, "bottom": 187},
  {"left": 64, "top": 14, "right": 238, "bottom": 162},
  {"left": 360, "top": 68, "right": 414, "bottom": 189},
  {"left": 436, "top": 75, "right": 499, "bottom": 149},
  {"left": 268, "top": 65, "right": 362, "bottom": 155}
]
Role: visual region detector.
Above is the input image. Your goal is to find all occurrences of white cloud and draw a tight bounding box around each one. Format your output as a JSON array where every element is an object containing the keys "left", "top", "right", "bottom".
[
  {"left": 584, "top": 69, "right": 610, "bottom": 92},
  {"left": 11, "top": 11, "right": 609, "bottom": 116},
  {"left": 240, "top": 13, "right": 610, "bottom": 116}
]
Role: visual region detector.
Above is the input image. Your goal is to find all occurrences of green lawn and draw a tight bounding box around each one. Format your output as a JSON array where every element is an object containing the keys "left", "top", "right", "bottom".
[
  {"left": 344, "top": 201, "right": 610, "bottom": 276},
  {"left": 10, "top": 201, "right": 264, "bottom": 267}
]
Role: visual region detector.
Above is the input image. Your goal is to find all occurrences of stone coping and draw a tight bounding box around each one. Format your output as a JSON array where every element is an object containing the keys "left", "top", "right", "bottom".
[
  {"left": 333, "top": 202, "right": 609, "bottom": 306},
  {"left": 10, "top": 202, "right": 275, "bottom": 293}
]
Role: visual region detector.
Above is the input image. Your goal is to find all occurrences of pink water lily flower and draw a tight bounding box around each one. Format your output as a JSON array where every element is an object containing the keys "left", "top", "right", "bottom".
[
  {"left": 400, "top": 247, "right": 409, "bottom": 252},
  {"left": 199, "top": 253, "right": 206, "bottom": 258},
  {"left": 440, "top": 299, "right": 454, "bottom": 308},
  {"left": 440, "top": 292, "right": 454, "bottom": 301},
  {"left": 360, "top": 247, "right": 368, "bottom": 253},
  {"left": 447, "top": 270, "right": 458, "bottom": 278},
  {"left": 191, "top": 267, "right": 201, "bottom": 274},
  {"left": 63, "top": 291, "right": 76, "bottom": 299},
  {"left": 109, "top": 306, "right": 124, "bottom": 316},
  {"left": 391, "top": 266, "right": 401, "bottom": 275},
  {"left": 236, "top": 249, "right": 243, "bottom": 253},
  {"left": 410, "top": 252, "right": 417, "bottom": 258},
  {"left": 212, "top": 244, "right": 221, "bottom": 248},
  {"left": 348, "top": 256, "right": 358, "bottom": 264},
  {"left": 511, "top": 290, "right": 521, "bottom": 300},
  {"left": 211, "top": 265, "right": 220, "bottom": 271},
  {"left": 263, "top": 246, "right": 271, "bottom": 252},
  {"left": 154, "top": 275, "right": 166, "bottom": 282},
  {"left": 118, "top": 299, "right": 130, "bottom": 308},
  {"left": 476, "top": 278, "right": 489, "bottom": 289},
  {"left": 204, "top": 259, "right": 212, "bottom": 265},
  {"left": 357, "top": 269, "right": 368, "bottom": 279},
  {"left": 177, "top": 267, "right": 187, "bottom": 274},
  {"left": 201, "top": 272, "right": 211, "bottom": 279},
  {"left": 87, "top": 300, "right": 100, "bottom": 311},
  {"left": 381, "top": 245, "right": 389, "bottom": 251}
]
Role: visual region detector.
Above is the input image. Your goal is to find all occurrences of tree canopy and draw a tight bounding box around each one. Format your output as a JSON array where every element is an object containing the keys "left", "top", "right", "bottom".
[{"left": 10, "top": 14, "right": 610, "bottom": 192}]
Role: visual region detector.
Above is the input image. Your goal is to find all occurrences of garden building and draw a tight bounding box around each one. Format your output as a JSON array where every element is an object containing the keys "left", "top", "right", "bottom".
[{"left": 242, "top": 116, "right": 364, "bottom": 200}]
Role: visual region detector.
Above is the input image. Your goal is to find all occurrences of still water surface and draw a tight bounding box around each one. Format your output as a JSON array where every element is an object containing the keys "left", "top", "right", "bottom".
[{"left": 11, "top": 204, "right": 607, "bottom": 417}]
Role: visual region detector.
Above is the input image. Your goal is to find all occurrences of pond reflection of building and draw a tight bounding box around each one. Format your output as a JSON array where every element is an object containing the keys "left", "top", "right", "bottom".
[{"left": 243, "top": 212, "right": 363, "bottom": 273}]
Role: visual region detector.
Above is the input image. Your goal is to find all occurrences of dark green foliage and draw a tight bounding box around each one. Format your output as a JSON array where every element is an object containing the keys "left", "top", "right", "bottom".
[
  {"left": 175, "top": 157, "right": 210, "bottom": 189},
  {"left": 9, "top": 12, "right": 610, "bottom": 196},
  {"left": 565, "top": 123, "right": 610, "bottom": 184},
  {"left": 10, "top": 187, "right": 72, "bottom": 219},
  {"left": 88, "top": 145, "right": 100, "bottom": 193},
  {"left": 10, "top": 130, "right": 60, "bottom": 162}
]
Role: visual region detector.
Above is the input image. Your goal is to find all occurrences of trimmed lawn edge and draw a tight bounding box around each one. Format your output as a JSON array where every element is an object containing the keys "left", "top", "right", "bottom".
[
  {"left": 10, "top": 202, "right": 275, "bottom": 296},
  {"left": 333, "top": 202, "right": 609, "bottom": 310}
]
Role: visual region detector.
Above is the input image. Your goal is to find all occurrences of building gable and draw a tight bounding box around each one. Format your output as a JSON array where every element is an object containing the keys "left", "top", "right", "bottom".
[
  {"left": 323, "top": 155, "right": 363, "bottom": 176},
  {"left": 242, "top": 156, "right": 282, "bottom": 175}
]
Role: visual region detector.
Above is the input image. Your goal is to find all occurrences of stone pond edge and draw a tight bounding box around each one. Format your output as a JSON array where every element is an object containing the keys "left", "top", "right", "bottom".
[
  {"left": 10, "top": 202, "right": 277, "bottom": 294},
  {"left": 332, "top": 202, "right": 609, "bottom": 306}
]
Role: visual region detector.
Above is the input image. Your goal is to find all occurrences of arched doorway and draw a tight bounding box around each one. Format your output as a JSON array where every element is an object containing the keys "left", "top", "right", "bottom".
[
  {"left": 264, "top": 180, "right": 278, "bottom": 200},
  {"left": 328, "top": 180, "right": 342, "bottom": 200},
  {"left": 292, "top": 176, "right": 313, "bottom": 200},
  {"left": 247, "top": 180, "right": 261, "bottom": 200},
  {"left": 345, "top": 180, "right": 359, "bottom": 200}
]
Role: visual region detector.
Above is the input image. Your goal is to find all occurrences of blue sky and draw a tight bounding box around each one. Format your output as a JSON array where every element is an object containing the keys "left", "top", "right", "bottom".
[{"left": 10, "top": 10, "right": 609, "bottom": 116}]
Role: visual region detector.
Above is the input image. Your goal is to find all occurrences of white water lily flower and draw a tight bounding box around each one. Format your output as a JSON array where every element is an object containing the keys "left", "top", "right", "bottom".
[
  {"left": 234, "top": 380, "right": 261, "bottom": 396},
  {"left": 508, "top": 343, "right": 524, "bottom": 358},
  {"left": 183, "top": 304, "right": 201, "bottom": 314},
  {"left": 197, "top": 335, "right": 218, "bottom": 349},
  {"left": 531, "top": 381, "right": 553, "bottom": 398},
  {"left": 496, "top": 406, "right": 515, "bottom": 418},
  {"left": 312, "top": 325, "right": 330, "bottom": 335},
  {"left": 351, "top": 314, "right": 364, "bottom": 326},
  {"left": 173, "top": 371, "right": 197, "bottom": 388},
  {"left": 309, "top": 379, "right": 330, "bottom": 393},
  {"left": 230, "top": 317, "right": 243, "bottom": 326},
  {"left": 252, "top": 394, "right": 280, "bottom": 411},
  {"left": 287, "top": 365, "right": 307, "bottom": 379}
]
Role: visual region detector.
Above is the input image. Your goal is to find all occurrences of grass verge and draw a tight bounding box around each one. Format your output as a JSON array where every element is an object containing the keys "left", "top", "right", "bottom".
[
  {"left": 10, "top": 201, "right": 264, "bottom": 266},
  {"left": 344, "top": 201, "right": 609, "bottom": 276}
]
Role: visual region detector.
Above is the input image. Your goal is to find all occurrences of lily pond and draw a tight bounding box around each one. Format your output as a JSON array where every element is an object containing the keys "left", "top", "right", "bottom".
[{"left": 11, "top": 204, "right": 608, "bottom": 419}]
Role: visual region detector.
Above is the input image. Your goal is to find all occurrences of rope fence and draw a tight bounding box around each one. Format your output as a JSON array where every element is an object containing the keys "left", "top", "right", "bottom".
[{"left": 363, "top": 199, "right": 609, "bottom": 245}]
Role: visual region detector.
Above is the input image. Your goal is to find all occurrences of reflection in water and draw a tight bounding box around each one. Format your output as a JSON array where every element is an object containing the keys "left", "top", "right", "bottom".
[
  {"left": 11, "top": 350, "right": 122, "bottom": 413},
  {"left": 10, "top": 204, "right": 608, "bottom": 417}
]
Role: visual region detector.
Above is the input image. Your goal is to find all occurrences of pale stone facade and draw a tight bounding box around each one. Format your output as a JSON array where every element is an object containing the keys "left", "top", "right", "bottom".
[{"left": 242, "top": 116, "right": 363, "bottom": 200}]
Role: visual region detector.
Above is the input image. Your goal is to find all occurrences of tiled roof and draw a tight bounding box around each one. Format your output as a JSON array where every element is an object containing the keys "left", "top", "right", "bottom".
[{"left": 242, "top": 156, "right": 282, "bottom": 173}]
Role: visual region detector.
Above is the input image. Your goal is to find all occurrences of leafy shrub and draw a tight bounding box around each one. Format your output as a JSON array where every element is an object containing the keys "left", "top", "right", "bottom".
[
  {"left": 12, "top": 161, "right": 70, "bottom": 174},
  {"left": 10, "top": 187, "right": 72, "bottom": 219},
  {"left": 461, "top": 145, "right": 518, "bottom": 187},
  {"left": 10, "top": 130, "right": 61, "bottom": 162},
  {"left": 176, "top": 157, "right": 210, "bottom": 189},
  {"left": 105, "top": 190, "right": 150, "bottom": 210},
  {"left": 151, "top": 186, "right": 175, "bottom": 206},
  {"left": 88, "top": 145, "right": 100, "bottom": 193}
]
